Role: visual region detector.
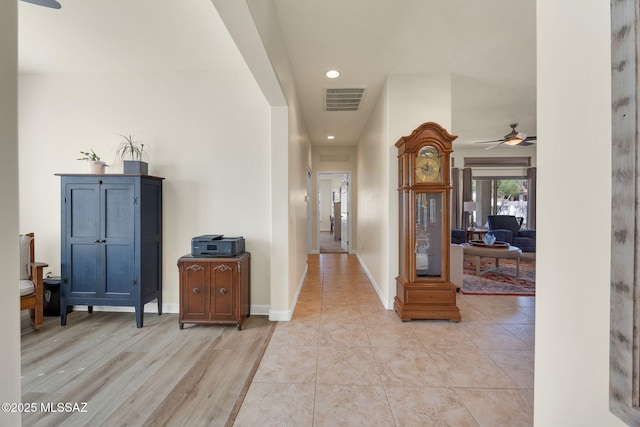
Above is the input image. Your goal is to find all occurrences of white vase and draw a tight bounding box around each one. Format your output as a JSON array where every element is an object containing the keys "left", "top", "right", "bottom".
[{"left": 87, "top": 160, "right": 106, "bottom": 174}]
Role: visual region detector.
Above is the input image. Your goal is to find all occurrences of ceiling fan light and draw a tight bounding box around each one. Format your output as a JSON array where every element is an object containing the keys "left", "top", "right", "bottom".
[{"left": 504, "top": 131, "right": 527, "bottom": 145}]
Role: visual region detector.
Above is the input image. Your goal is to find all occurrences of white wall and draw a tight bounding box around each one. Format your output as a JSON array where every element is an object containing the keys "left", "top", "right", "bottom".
[
  {"left": 237, "top": 0, "right": 312, "bottom": 318},
  {"left": 285, "top": 103, "right": 312, "bottom": 321},
  {"left": 357, "top": 73, "right": 454, "bottom": 308},
  {"left": 535, "top": 0, "right": 623, "bottom": 425},
  {"left": 387, "top": 73, "right": 453, "bottom": 141},
  {"left": 18, "top": 70, "right": 272, "bottom": 313},
  {"left": 356, "top": 82, "right": 390, "bottom": 304},
  {"left": 0, "top": 1, "right": 21, "bottom": 425}
]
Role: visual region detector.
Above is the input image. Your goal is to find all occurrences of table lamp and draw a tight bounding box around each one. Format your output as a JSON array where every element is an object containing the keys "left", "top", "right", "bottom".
[{"left": 463, "top": 201, "right": 477, "bottom": 229}]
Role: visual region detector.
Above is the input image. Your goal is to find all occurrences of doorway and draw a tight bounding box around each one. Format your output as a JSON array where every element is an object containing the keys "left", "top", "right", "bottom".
[{"left": 317, "top": 172, "right": 350, "bottom": 253}]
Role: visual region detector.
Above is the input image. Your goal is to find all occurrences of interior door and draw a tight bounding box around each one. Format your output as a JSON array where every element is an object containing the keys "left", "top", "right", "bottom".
[{"left": 340, "top": 177, "right": 349, "bottom": 252}]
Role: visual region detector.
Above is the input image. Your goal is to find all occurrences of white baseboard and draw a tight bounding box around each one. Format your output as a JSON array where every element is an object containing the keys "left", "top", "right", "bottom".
[
  {"left": 269, "top": 261, "right": 308, "bottom": 322},
  {"left": 251, "top": 305, "right": 270, "bottom": 316},
  {"left": 72, "top": 303, "right": 272, "bottom": 317},
  {"left": 268, "top": 309, "right": 292, "bottom": 321},
  {"left": 355, "top": 253, "right": 394, "bottom": 310}
]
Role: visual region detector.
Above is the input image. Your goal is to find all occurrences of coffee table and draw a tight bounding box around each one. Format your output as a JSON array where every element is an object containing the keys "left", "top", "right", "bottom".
[{"left": 460, "top": 242, "right": 522, "bottom": 278}]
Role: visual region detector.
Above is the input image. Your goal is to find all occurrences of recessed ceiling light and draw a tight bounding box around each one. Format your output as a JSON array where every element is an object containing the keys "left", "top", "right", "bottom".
[
  {"left": 325, "top": 70, "right": 340, "bottom": 79},
  {"left": 327, "top": 135, "right": 335, "bottom": 140}
]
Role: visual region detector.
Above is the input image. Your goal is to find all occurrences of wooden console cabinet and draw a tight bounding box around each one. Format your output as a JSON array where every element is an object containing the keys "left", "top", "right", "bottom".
[{"left": 177, "top": 252, "right": 250, "bottom": 330}]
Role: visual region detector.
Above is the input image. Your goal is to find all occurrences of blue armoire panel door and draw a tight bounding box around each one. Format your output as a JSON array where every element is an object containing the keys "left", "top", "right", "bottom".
[
  {"left": 103, "top": 184, "right": 135, "bottom": 296},
  {"left": 67, "top": 185, "right": 100, "bottom": 296}
]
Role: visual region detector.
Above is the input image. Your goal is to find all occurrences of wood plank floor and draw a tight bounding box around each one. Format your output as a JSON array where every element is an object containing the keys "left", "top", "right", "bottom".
[{"left": 20, "top": 310, "right": 275, "bottom": 427}]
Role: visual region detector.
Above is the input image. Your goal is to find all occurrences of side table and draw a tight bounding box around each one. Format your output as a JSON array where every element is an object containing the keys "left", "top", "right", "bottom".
[{"left": 466, "top": 228, "right": 489, "bottom": 242}]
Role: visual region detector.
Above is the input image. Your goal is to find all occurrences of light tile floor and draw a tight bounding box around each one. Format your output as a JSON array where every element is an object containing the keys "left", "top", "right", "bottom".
[{"left": 234, "top": 254, "right": 534, "bottom": 426}]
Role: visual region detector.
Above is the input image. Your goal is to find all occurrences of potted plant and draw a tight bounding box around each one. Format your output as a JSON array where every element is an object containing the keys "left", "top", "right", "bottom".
[
  {"left": 116, "top": 134, "right": 148, "bottom": 174},
  {"left": 78, "top": 150, "right": 108, "bottom": 174}
]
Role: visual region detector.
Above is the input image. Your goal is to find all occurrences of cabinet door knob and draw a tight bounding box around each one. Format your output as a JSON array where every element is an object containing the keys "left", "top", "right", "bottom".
[
  {"left": 192, "top": 287, "right": 200, "bottom": 294},
  {"left": 219, "top": 288, "right": 227, "bottom": 295}
]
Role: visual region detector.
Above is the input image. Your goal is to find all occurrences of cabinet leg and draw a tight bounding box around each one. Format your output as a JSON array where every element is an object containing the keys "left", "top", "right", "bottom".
[
  {"left": 61, "top": 312, "right": 67, "bottom": 326},
  {"left": 135, "top": 307, "right": 143, "bottom": 328},
  {"left": 157, "top": 297, "right": 162, "bottom": 315},
  {"left": 88, "top": 306, "right": 93, "bottom": 314},
  {"left": 179, "top": 323, "right": 184, "bottom": 330}
]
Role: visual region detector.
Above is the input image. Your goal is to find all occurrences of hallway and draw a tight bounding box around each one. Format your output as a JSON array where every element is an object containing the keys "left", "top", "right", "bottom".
[
  {"left": 234, "top": 254, "right": 534, "bottom": 426},
  {"left": 318, "top": 231, "right": 346, "bottom": 253}
]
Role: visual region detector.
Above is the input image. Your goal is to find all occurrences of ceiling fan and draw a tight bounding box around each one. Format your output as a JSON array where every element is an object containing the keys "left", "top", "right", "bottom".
[
  {"left": 474, "top": 123, "right": 537, "bottom": 150},
  {"left": 19, "top": 0, "right": 61, "bottom": 9}
]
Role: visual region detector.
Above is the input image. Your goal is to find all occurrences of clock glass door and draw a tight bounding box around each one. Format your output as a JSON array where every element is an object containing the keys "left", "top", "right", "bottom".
[{"left": 415, "top": 192, "right": 443, "bottom": 279}]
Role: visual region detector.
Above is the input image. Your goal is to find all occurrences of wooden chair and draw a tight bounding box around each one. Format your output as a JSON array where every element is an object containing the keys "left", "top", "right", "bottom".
[{"left": 19, "top": 233, "right": 47, "bottom": 329}]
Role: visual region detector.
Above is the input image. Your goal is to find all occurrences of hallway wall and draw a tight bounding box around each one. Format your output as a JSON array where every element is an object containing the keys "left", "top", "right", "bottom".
[
  {"left": 228, "top": 0, "right": 312, "bottom": 318},
  {"left": 535, "top": 0, "right": 621, "bottom": 424},
  {"left": 0, "top": 1, "right": 21, "bottom": 422},
  {"left": 357, "top": 73, "right": 453, "bottom": 308}
]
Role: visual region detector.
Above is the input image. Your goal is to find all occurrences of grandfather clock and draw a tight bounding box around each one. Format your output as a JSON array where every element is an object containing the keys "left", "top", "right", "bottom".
[{"left": 395, "top": 122, "right": 461, "bottom": 322}]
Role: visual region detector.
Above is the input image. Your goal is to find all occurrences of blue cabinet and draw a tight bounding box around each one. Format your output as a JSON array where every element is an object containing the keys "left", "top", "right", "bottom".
[{"left": 58, "top": 174, "right": 163, "bottom": 328}]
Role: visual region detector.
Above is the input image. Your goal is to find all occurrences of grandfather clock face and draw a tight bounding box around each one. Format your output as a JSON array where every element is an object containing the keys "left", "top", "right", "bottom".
[{"left": 414, "top": 145, "right": 442, "bottom": 183}]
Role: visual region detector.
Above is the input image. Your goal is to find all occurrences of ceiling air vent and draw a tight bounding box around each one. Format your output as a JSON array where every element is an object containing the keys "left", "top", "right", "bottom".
[{"left": 325, "top": 87, "right": 365, "bottom": 112}]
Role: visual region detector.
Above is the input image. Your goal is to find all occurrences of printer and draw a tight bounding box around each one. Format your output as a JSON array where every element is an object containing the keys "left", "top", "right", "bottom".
[{"left": 191, "top": 235, "right": 245, "bottom": 257}]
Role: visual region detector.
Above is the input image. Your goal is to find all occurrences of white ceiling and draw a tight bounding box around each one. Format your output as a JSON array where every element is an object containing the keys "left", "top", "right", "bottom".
[
  {"left": 266, "top": 0, "right": 536, "bottom": 146},
  {"left": 18, "top": 0, "right": 536, "bottom": 147}
]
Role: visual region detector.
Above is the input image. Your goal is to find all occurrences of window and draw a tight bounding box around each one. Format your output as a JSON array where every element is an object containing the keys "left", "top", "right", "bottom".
[{"left": 471, "top": 177, "right": 528, "bottom": 228}]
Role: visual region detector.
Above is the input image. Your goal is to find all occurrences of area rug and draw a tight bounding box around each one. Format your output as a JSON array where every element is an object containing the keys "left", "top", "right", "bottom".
[{"left": 460, "top": 257, "right": 536, "bottom": 296}]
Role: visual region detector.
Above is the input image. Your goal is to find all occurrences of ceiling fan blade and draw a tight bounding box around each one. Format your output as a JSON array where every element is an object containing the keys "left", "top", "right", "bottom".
[
  {"left": 485, "top": 142, "right": 504, "bottom": 150},
  {"left": 518, "top": 136, "right": 537, "bottom": 146},
  {"left": 474, "top": 139, "right": 503, "bottom": 144},
  {"left": 20, "top": 0, "right": 61, "bottom": 8}
]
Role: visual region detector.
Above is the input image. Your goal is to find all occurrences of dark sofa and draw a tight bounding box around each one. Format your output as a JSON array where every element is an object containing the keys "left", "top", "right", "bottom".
[
  {"left": 487, "top": 215, "right": 536, "bottom": 253},
  {"left": 451, "top": 229, "right": 466, "bottom": 244}
]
